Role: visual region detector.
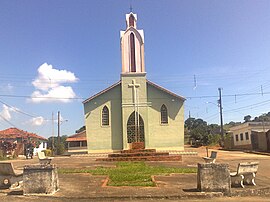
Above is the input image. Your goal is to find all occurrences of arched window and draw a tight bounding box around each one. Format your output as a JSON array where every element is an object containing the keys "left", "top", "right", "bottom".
[
  {"left": 161, "top": 104, "right": 168, "bottom": 124},
  {"left": 130, "top": 33, "right": 136, "bottom": 72},
  {"left": 102, "top": 106, "right": 109, "bottom": 126}
]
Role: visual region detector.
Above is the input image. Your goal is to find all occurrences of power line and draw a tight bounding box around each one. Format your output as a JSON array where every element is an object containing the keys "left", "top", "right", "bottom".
[
  {"left": 0, "top": 114, "right": 17, "bottom": 128},
  {"left": 1, "top": 90, "right": 270, "bottom": 101},
  {"left": 0, "top": 99, "right": 53, "bottom": 121},
  {"left": 224, "top": 99, "right": 270, "bottom": 113}
]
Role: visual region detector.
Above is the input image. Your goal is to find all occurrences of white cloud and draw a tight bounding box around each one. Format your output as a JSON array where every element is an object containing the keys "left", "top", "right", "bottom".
[
  {"left": 31, "top": 86, "right": 76, "bottom": 103},
  {"left": 30, "top": 116, "right": 45, "bottom": 126},
  {"left": 0, "top": 104, "right": 16, "bottom": 120},
  {"left": 30, "top": 63, "right": 78, "bottom": 103},
  {"left": 0, "top": 83, "right": 14, "bottom": 93}
]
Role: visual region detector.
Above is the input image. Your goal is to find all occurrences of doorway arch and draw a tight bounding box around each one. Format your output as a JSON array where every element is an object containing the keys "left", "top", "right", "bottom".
[{"left": 127, "top": 111, "right": 145, "bottom": 143}]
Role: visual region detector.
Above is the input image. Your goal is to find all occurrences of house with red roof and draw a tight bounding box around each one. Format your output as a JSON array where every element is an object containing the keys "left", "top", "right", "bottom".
[
  {"left": 66, "top": 130, "right": 87, "bottom": 154},
  {"left": 0, "top": 127, "right": 48, "bottom": 156}
]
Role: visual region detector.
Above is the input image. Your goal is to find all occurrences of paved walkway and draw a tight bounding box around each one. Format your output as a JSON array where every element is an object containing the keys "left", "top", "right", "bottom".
[{"left": 1, "top": 147, "right": 270, "bottom": 201}]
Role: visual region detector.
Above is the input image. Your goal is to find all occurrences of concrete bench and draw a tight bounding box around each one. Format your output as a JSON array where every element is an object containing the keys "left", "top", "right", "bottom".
[
  {"left": 38, "top": 151, "right": 53, "bottom": 165},
  {"left": 0, "top": 162, "right": 23, "bottom": 189},
  {"left": 202, "top": 151, "right": 217, "bottom": 163},
  {"left": 230, "top": 162, "right": 259, "bottom": 188}
]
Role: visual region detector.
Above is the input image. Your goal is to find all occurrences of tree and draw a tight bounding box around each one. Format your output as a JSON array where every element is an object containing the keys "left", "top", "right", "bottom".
[
  {"left": 208, "top": 124, "right": 220, "bottom": 135},
  {"left": 48, "top": 135, "right": 68, "bottom": 155},
  {"left": 0, "top": 140, "right": 17, "bottom": 157},
  {"left": 185, "top": 118, "right": 208, "bottom": 145},
  {"left": 244, "top": 115, "right": 251, "bottom": 122},
  {"left": 75, "top": 126, "right": 86, "bottom": 133}
]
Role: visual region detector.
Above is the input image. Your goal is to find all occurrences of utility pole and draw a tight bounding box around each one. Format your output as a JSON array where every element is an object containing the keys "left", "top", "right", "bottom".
[
  {"left": 218, "top": 88, "right": 224, "bottom": 146},
  {"left": 52, "top": 112, "right": 54, "bottom": 155},
  {"left": 57, "top": 111, "right": 60, "bottom": 155}
]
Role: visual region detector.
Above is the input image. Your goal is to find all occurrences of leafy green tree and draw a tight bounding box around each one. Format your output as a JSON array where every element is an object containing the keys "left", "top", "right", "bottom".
[
  {"left": 48, "top": 135, "right": 68, "bottom": 155},
  {"left": 75, "top": 126, "right": 86, "bottom": 133},
  {"left": 185, "top": 118, "right": 209, "bottom": 145},
  {"left": 244, "top": 115, "right": 251, "bottom": 122}
]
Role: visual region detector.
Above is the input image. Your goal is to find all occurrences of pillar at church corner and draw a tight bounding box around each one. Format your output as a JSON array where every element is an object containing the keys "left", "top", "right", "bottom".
[{"left": 83, "top": 12, "right": 186, "bottom": 153}]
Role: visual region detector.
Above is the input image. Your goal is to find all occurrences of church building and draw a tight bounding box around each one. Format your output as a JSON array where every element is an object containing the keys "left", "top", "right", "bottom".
[{"left": 83, "top": 12, "right": 185, "bottom": 153}]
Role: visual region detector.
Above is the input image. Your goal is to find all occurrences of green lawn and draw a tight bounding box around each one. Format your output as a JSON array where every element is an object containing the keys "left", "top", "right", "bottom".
[{"left": 59, "top": 162, "right": 197, "bottom": 186}]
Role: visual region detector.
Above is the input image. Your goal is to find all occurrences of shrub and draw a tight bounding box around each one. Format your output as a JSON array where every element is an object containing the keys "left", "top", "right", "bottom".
[
  {"left": 42, "top": 149, "right": 52, "bottom": 156},
  {"left": 56, "top": 143, "right": 66, "bottom": 155},
  {"left": 207, "top": 134, "right": 221, "bottom": 146}
]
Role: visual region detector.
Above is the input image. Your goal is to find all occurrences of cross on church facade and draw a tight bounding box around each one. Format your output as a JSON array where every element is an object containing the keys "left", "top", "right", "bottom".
[{"left": 128, "top": 79, "right": 141, "bottom": 142}]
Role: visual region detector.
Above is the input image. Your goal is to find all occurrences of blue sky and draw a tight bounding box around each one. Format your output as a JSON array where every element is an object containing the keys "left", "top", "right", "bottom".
[{"left": 0, "top": 0, "right": 270, "bottom": 138}]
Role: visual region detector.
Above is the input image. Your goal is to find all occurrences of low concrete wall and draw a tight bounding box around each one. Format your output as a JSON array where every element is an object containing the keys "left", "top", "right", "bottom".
[
  {"left": 23, "top": 164, "right": 59, "bottom": 195},
  {"left": 233, "top": 144, "right": 252, "bottom": 150},
  {"left": 197, "top": 163, "right": 231, "bottom": 194}
]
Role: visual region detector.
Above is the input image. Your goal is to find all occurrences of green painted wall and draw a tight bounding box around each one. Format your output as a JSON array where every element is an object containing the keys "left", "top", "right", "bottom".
[
  {"left": 121, "top": 73, "right": 149, "bottom": 150},
  {"left": 83, "top": 84, "right": 123, "bottom": 153},
  {"left": 147, "top": 84, "right": 185, "bottom": 150},
  {"left": 83, "top": 75, "right": 185, "bottom": 153}
]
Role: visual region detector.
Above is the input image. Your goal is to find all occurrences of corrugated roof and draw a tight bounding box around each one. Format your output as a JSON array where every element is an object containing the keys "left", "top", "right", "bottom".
[{"left": 0, "top": 128, "right": 47, "bottom": 140}]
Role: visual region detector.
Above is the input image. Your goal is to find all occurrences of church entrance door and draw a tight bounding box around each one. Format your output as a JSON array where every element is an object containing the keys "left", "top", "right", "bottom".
[{"left": 127, "top": 111, "right": 145, "bottom": 149}]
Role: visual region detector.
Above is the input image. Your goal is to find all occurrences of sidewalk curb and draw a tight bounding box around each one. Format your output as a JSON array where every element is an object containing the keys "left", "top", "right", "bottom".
[{"left": 6, "top": 187, "right": 270, "bottom": 201}]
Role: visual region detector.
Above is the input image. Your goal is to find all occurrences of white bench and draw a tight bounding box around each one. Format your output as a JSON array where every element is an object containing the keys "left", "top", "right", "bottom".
[
  {"left": 0, "top": 162, "right": 23, "bottom": 189},
  {"left": 38, "top": 151, "right": 54, "bottom": 165},
  {"left": 202, "top": 151, "right": 217, "bottom": 163},
  {"left": 230, "top": 162, "right": 259, "bottom": 188}
]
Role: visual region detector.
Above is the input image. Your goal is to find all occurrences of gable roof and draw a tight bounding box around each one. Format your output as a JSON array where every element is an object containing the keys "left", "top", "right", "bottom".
[
  {"left": 66, "top": 130, "right": 87, "bottom": 142},
  {"left": 229, "top": 121, "right": 270, "bottom": 131},
  {"left": 82, "top": 79, "right": 185, "bottom": 104},
  {"left": 82, "top": 81, "right": 121, "bottom": 104},
  {"left": 146, "top": 80, "right": 186, "bottom": 101},
  {"left": 0, "top": 128, "right": 47, "bottom": 140}
]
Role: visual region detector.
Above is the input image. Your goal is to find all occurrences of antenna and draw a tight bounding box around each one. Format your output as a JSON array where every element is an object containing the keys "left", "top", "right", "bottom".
[
  {"left": 129, "top": 0, "right": 133, "bottom": 12},
  {"left": 193, "top": 75, "right": 197, "bottom": 90}
]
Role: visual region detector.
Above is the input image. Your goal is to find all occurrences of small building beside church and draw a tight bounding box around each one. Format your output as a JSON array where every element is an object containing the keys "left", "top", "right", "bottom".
[
  {"left": 83, "top": 12, "right": 185, "bottom": 153},
  {"left": 66, "top": 130, "right": 87, "bottom": 154},
  {"left": 229, "top": 122, "right": 270, "bottom": 150}
]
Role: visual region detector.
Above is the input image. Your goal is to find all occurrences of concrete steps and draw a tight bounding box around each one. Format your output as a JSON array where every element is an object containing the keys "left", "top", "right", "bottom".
[
  {"left": 109, "top": 152, "right": 169, "bottom": 158},
  {"left": 97, "top": 149, "right": 182, "bottom": 161},
  {"left": 120, "top": 149, "right": 157, "bottom": 153}
]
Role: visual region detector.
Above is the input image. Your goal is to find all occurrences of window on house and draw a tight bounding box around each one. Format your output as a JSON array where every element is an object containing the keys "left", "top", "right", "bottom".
[
  {"left": 235, "top": 134, "right": 239, "bottom": 141},
  {"left": 245, "top": 132, "right": 249, "bottom": 140},
  {"left": 102, "top": 106, "right": 109, "bottom": 126},
  {"left": 82, "top": 141, "right": 87, "bottom": 147},
  {"left": 240, "top": 133, "right": 244, "bottom": 141},
  {"left": 161, "top": 104, "right": 168, "bottom": 124},
  {"left": 69, "top": 141, "right": 80, "bottom": 147}
]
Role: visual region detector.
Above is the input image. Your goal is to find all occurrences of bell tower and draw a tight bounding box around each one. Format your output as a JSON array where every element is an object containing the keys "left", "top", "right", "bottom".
[
  {"left": 120, "top": 12, "right": 149, "bottom": 150},
  {"left": 120, "top": 12, "right": 145, "bottom": 74}
]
